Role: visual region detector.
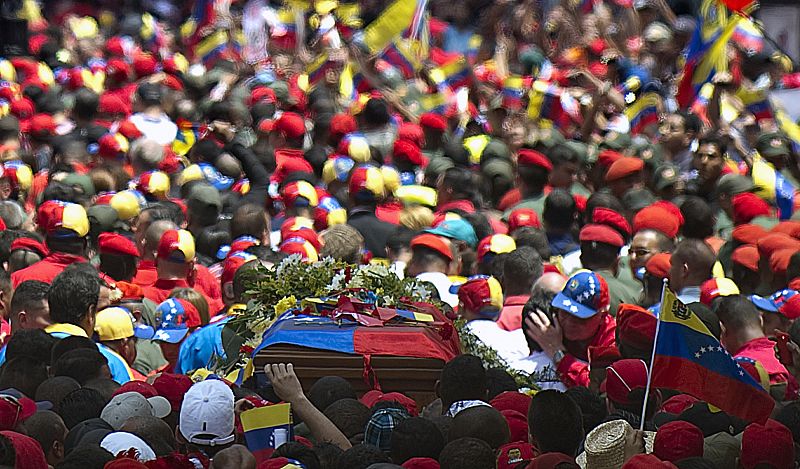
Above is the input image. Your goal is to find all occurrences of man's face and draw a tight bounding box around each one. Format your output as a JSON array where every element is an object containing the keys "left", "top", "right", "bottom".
[
  {"left": 97, "top": 286, "right": 112, "bottom": 312},
  {"left": 550, "top": 162, "right": 579, "bottom": 189},
  {"left": 629, "top": 231, "right": 662, "bottom": 273},
  {"left": 659, "top": 114, "right": 688, "bottom": 152},
  {"left": 558, "top": 309, "right": 604, "bottom": 341},
  {"left": 17, "top": 299, "right": 51, "bottom": 331},
  {"left": 693, "top": 143, "right": 724, "bottom": 183}
]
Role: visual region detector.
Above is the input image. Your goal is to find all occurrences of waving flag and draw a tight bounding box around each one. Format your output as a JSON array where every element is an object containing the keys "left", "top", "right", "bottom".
[
  {"left": 752, "top": 153, "right": 796, "bottom": 220},
  {"left": 737, "top": 87, "right": 773, "bottom": 121},
  {"left": 652, "top": 289, "right": 774, "bottom": 423},
  {"left": 625, "top": 92, "right": 660, "bottom": 135},
  {"left": 181, "top": 0, "right": 216, "bottom": 45},
  {"left": 141, "top": 13, "right": 165, "bottom": 54},
  {"left": 429, "top": 56, "right": 471, "bottom": 90},
  {"left": 776, "top": 110, "right": 800, "bottom": 154},
  {"left": 361, "top": 0, "right": 420, "bottom": 54},
  {"left": 732, "top": 19, "right": 765, "bottom": 53},
  {"left": 502, "top": 75, "right": 527, "bottom": 110},
  {"left": 306, "top": 53, "right": 336, "bottom": 86},
  {"left": 381, "top": 41, "right": 421, "bottom": 79},
  {"left": 241, "top": 404, "right": 293, "bottom": 463},
  {"left": 527, "top": 80, "right": 570, "bottom": 128}
]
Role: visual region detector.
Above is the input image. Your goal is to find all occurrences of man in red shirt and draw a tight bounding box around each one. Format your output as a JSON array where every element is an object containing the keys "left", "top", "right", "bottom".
[
  {"left": 11, "top": 200, "right": 89, "bottom": 287},
  {"left": 497, "top": 246, "right": 541, "bottom": 331},
  {"left": 525, "top": 270, "right": 617, "bottom": 388},
  {"left": 718, "top": 295, "right": 799, "bottom": 400}
]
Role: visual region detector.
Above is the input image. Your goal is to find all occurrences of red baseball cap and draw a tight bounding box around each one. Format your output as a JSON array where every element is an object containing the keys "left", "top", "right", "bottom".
[
  {"left": 622, "top": 454, "right": 677, "bottom": 468},
  {"left": 419, "top": 113, "right": 447, "bottom": 131},
  {"left": 156, "top": 229, "right": 195, "bottom": 263},
  {"left": 490, "top": 391, "right": 531, "bottom": 416},
  {"left": 508, "top": 208, "right": 541, "bottom": 231},
  {"left": 221, "top": 252, "right": 257, "bottom": 286},
  {"left": 659, "top": 394, "right": 699, "bottom": 415},
  {"left": 152, "top": 373, "right": 193, "bottom": 413},
  {"left": 329, "top": 113, "right": 357, "bottom": 138},
  {"left": 360, "top": 390, "right": 418, "bottom": 416},
  {"left": 699, "top": 278, "right": 740, "bottom": 306},
  {"left": 0, "top": 394, "right": 37, "bottom": 431},
  {"left": 393, "top": 139, "right": 426, "bottom": 166},
  {"left": 496, "top": 441, "right": 535, "bottom": 469},
  {"left": 98, "top": 232, "right": 139, "bottom": 257},
  {"left": 28, "top": 114, "right": 56, "bottom": 137},
  {"left": 113, "top": 381, "right": 158, "bottom": 399},
  {"left": 410, "top": 233, "right": 453, "bottom": 261},
  {"left": 653, "top": 421, "right": 704, "bottom": 462},
  {"left": 275, "top": 112, "right": 305, "bottom": 139},
  {"left": 601, "top": 359, "right": 648, "bottom": 405},
  {"left": 398, "top": 122, "right": 425, "bottom": 148},
  {"left": 740, "top": 419, "right": 795, "bottom": 469}
]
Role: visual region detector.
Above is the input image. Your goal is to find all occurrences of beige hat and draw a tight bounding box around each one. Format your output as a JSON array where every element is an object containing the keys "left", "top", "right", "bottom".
[{"left": 576, "top": 420, "right": 655, "bottom": 468}]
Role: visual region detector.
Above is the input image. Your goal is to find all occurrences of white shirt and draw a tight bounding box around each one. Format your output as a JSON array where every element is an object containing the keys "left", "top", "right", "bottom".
[
  {"left": 465, "top": 320, "right": 529, "bottom": 364},
  {"left": 510, "top": 351, "right": 567, "bottom": 391},
  {"left": 416, "top": 272, "right": 458, "bottom": 307},
  {"left": 130, "top": 113, "right": 178, "bottom": 145}
]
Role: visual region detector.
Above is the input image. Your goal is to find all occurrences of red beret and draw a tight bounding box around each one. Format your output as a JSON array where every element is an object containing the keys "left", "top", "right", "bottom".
[
  {"left": 574, "top": 193, "right": 587, "bottom": 213},
  {"left": 105, "top": 58, "right": 130, "bottom": 83},
  {"left": 579, "top": 223, "right": 624, "bottom": 247},
  {"left": 329, "top": 113, "right": 357, "bottom": 137},
  {"left": 99, "top": 93, "right": 131, "bottom": 116},
  {"left": 651, "top": 200, "right": 685, "bottom": 228},
  {"left": 398, "top": 122, "right": 425, "bottom": 148},
  {"left": 733, "top": 224, "right": 768, "bottom": 245},
  {"left": 273, "top": 157, "right": 314, "bottom": 184},
  {"left": 740, "top": 420, "right": 795, "bottom": 469},
  {"left": 508, "top": 208, "right": 541, "bottom": 231},
  {"left": 732, "top": 192, "right": 772, "bottom": 225},
  {"left": 757, "top": 233, "right": 800, "bottom": 259},
  {"left": 772, "top": 221, "right": 800, "bottom": 239},
  {"left": 401, "top": 458, "right": 441, "bottom": 469},
  {"left": 517, "top": 149, "right": 553, "bottom": 171},
  {"left": 588, "top": 345, "right": 621, "bottom": 368},
  {"left": 411, "top": 233, "right": 453, "bottom": 261},
  {"left": 105, "top": 37, "right": 127, "bottom": 57},
  {"left": 419, "top": 112, "right": 447, "bottom": 131},
  {"left": 660, "top": 394, "right": 699, "bottom": 415},
  {"left": 771, "top": 249, "right": 796, "bottom": 276},
  {"left": 605, "top": 157, "right": 644, "bottom": 182},
  {"left": 617, "top": 304, "right": 657, "bottom": 350},
  {"left": 10, "top": 98, "right": 34, "bottom": 120},
  {"left": 97, "top": 134, "right": 125, "bottom": 158},
  {"left": 597, "top": 149, "right": 624, "bottom": 168},
  {"left": 133, "top": 53, "right": 159, "bottom": 78},
  {"left": 393, "top": 139, "right": 426, "bottom": 166},
  {"left": 275, "top": 112, "right": 306, "bottom": 139},
  {"left": 98, "top": 232, "right": 139, "bottom": 257},
  {"left": 732, "top": 245, "right": 759, "bottom": 272},
  {"left": 499, "top": 410, "right": 529, "bottom": 447},
  {"left": 645, "top": 253, "right": 671, "bottom": 279},
  {"left": 633, "top": 205, "right": 680, "bottom": 239},
  {"left": 249, "top": 86, "right": 276, "bottom": 105},
  {"left": 28, "top": 114, "right": 56, "bottom": 137},
  {"left": 490, "top": 391, "right": 531, "bottom": 416},
  {"left": 592, "top": 207, "right": 631, "bottom": 236},
  {"left": 28, "top": 34, "right": 48, "bottom": 56},
  {"left": 9, "top": 237, "right": 48, "bottom": 257}
]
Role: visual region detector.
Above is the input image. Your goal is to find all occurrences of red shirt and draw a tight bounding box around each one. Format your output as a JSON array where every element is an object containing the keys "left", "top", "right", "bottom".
[
  {"left": 497, "top": 295, "right": 530, "bottom": 331},
  {"left": 435, "top": 199, "right": 475, "bottom": 215},
  {"left": 734, "top": 337, "right": 799, "bottom": 400},
  {"left": 558, "top": 313, "right": 618, "bottom": 388},
  {"left": 133, "top": 261, "right": 223, "bottom": 313},
  {"left": 376, "top": 201, "right": 402, "bottom": 225},
  {"left": 132, "top": 260, "right": 157, "bottom": 287},
  {"left": 142, "top": 278, "right": 192, "bottom": 305},
  {"left": 11, "top": 252, "right": 87, "bottom": 287}
]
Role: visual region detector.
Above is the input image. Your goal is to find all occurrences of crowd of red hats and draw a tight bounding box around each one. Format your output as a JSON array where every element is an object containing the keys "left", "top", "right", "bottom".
[{"left": 0, "top": 0, "right": 799, "bottom": 467}]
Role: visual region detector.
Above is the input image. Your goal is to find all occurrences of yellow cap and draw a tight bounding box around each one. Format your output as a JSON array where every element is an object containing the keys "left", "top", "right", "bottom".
[{"left": 95, "top": 307, "right": 134, "bottom": 341}]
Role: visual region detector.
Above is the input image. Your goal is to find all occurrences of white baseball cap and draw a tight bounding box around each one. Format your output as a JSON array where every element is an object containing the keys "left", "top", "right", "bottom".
[
  {"left": 100, "top": 432, "right": 156, "bottom": 461},
  {"left": 179, "top": 379, "right": 235, "bottom": 446},
  {"left": 100, "top": 392, "right": 172, "bottom": 430}
]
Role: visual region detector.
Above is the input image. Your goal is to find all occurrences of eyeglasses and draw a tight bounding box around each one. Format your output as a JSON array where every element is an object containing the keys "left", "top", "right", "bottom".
[{"left": 630, "top": 248, "right": 653, "bottom": 257}]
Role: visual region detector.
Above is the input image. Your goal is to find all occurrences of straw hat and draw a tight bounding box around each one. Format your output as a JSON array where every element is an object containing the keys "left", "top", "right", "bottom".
[{"left": 576, "top": 420, "right": 655, "bottom": 469}]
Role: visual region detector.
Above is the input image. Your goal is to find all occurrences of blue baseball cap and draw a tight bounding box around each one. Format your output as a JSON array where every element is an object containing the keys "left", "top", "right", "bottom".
[
  {"left": 425, "top": 218, "right": 478, "bottom": 249},
  {"left": 152, "top": 299, "right": 202, "bottom": 344},
  {"left": 749, "top": 294, "right": 779, "bottom": 313},
  {"left": 551, "top": 270, "right": 611, "bottom": 319},
  {"left": 198, "top": 162, "right": 234, "bottom": 191}
]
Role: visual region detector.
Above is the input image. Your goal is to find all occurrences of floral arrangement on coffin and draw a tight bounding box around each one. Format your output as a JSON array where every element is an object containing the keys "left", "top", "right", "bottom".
[{"left": 226, "top": 255, "right": 550, "bottom": 389}]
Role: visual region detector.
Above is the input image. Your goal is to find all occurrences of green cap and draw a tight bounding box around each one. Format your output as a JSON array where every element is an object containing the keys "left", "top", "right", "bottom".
[
  {"left": 600, "top": 131, "right": 632, "bottom": 151},
  {"left": 269, "top": 81, "right": 291, "bottom": 104},
  {"left": 61, "top": 173, "right": 96, "bottom": 197},
  {"left": 481, "top": 157, "right": 515, "bottom": 181},
  {"left": 715, "top": 173, "right": 755, "bottom": 197},
  {"left": 756, "top": 132, "right": 791, "bottom": 158},
  {"left": 424, "top": 156, "right": 455, "bottom": 181},
  {"left": 652, "top": 164, "right": 681, "bottom": 192},
  {"left": 483, "top": 139, "right": 511, "bottom": 161},
  {"left": 87, "top": 205, "right": 119, "bottom": 237},
  {"left": 622, "top": 187, "right": 657, "bottom": 212},
  {"left": 637, "top": 143, "right": 665, "bottom": 170},
  {"left": 564, "top": 140, "right": 589, "bottom": 165},
  {"left": 188, "top": 183, "right": 222, "bottom": 211},
  {"left": 519, "top": 47, "right": 546, "bottom": 76}
]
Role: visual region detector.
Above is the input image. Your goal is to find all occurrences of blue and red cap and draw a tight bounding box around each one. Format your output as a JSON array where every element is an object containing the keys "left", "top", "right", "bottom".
[
  {"left": 37, "top": 200, "right": 89, "bottom": 238},
  {"left": 282, "top": 180, "right": 319, "bottom": 208},
  {"left": 552, "top": 270, "right": 610, "bottom": 318},
  {"left": 152, "top": 298, "right": 202, "bottom": 344}
]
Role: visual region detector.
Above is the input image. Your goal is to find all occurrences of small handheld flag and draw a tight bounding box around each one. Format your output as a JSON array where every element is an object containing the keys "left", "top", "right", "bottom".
[{"left": 241, "top": 403, "right": 293, "bottom": 463}]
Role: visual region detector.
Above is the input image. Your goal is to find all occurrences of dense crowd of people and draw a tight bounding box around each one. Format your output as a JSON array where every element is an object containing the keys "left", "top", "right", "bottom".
[{"left": 0, "top": 0, "right": 798, "bottom": 467}]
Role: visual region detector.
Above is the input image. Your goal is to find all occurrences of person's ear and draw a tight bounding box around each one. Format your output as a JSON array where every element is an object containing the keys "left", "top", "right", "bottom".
[
  {"left": 52, "top": 439, "right": 64, "bottom": 460},
  {"left": 17, "top": 312, "right": 26, "bottom": 328},
  {"left": 223, "top": 282, "right": 234, "bottom": 300},
  {"left": 434, "top": 380, "right": 441, "bottom": 399}
]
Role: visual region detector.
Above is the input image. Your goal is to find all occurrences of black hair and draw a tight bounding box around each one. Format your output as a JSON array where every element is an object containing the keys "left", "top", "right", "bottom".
[
  {"left": 305, "top": 145, "right": 329, "bottom": 179},
  {"left": 489, "top": 252, "right": 508, "bottom": 286},
  {"left": 5, "top": 328, "right": 56, "bottom": 365},
  {"left": 0, "top": 434, "right": 13, "bottom": 467},
  {"left": 385, "top": 227, "right": 415, "bottom": 252},
  {"left": 438, "top": 354, "right": 487, "bottom": 409},
  {"left": 56, "top": 388, "right": 108, "bottom": 429},
  {"left": 72, "top": 89, "right": 99, "bottom": 121},
  {"left": 99, "top": 252, "right": 138, "bottom": 281},
  {"left": 511, "top": 227, "right": 552, "bottom": 259},
  {"left": 244, "top": 245, "right": 286, "bottom": 264},
  {"left": 323, "top": 399, "right": 370, "bottom": 441},
  {"left": 251, "top": 102, "right": 275, "bottom": 125},
  {"left": 486, "top": 368, "right": 519, "bottom": 401},
  {"left": 438, "top": 438, "right": 495, "bottom": 469},
  {"left": 35, "top": 376, "right": 81, "bottom": 409},
  {"left": 522, "top": 290, "right": 556, "bottom": 353},
  {"left": 676, "top": 111, "right": 702, "bottom": 135},
  {"left": 335, "top": 443, "right": 390, "bottom": 469},
  {"left": 462, "top": 212, "right": 493, "bottom": 243},
  {"left": 787, "top": 252, "right": 800, "bottom": 282},
  {"left": 50, "top": 336, "right": 97, "bottom": 364},
  {"left": 585, "top": 193, "right": 624, "bottom": 224},
  {"left": 361, "top": 99, "right": 390, "bottom": 127},
  {"left": 141, "top": 202, "right": 184, "bottom": 226},
  {"left": 543, "top": 189, "right": 577, "bottom": 230},
  {"left": 0, "top": 231, "right": 26, "bottom": 264},
  {"left": 714, "top": 294, "right": 762, "bottom": 331},
  {"left": 502, "top": 247, "right": 543, "bottom": 296},
  {"left": 232, "top": 260, "right": 261, "bottom": 302},
  {"left": 271, "top": 442, "right": 321, "bottom": 469},
  {"left": 52, "top": 348, "right": 108, "bottom": 385},
  {"left": 231, "top": 203, "right": 269, "bottom": 240},
  {"left": 55, "top": 445, "right": 114, "bottom": 469},
  {"left": 697, "top": 134, "right": 727, "bottom": 156},
  {"left": 24, "top": 410, "right": 67, "bottom": 461},
  {"left": 529, "top": 390, "right": 585, "bottom": 457},
  {"left": 447, "top": 406, "right": 511, "bottom": 450},
  {"left": 120, "top": 416, "right": 177, "bottom": 457},
  {"left": 380, "top": 418, "right": 441, "bottom": 464},
  {"left": 48, "top": 268, "right": 100, "bottom": 326},
  {"left": 195, "top": 226, "right": 231, "bottom": 261},
  {"left": 680, "top": 196, "right": 714, "bottom": 239},
  {"left": 0, "top": 356, "right": 48, "bottom": 398},
  {"left": 674, "top": 457, "right": 718, "bottom": 469},
  {"left": 518, "top": 164, "right": 549, "bottom": 194},
  {"left": 440, "top": 167, "right": 480, "bottom": 206},
  {"left": 775, "top": 400, "right": 800, "bottom": 444},
  {"left": 313, "top": 442, "right": 344, "bottom": 469},
  {"left": 83, "top": 378, "right": 120, "bottom": 402},
  {"left": 443, "top": 141, "right": 470, "bottom": 168},
  {"left": 548, "top": 144, "right": 580, "bottom": 167},
  {"left": 565, "top": 387, "right": 608, "bottom": 436},
  {"left": 580, "top": 241, "right": 620, "bottom": 270}
]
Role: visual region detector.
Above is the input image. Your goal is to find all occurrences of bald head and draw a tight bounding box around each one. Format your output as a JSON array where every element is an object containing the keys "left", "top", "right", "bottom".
[
  {"left": 130, "top": 139, "right": 164, "bottom": 172},
  {"left": 144, "top": 220, "right": 178, "bottom": 255},
  {"left": 533, "top": 272, "right": 567, "bottom": 295},
  {"left": 669, "top": 239, "right": 716, "bottom": 291}
]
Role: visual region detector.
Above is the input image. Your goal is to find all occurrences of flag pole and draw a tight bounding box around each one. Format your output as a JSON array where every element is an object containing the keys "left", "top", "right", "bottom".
[{"left": 640, "top": 278, "right": 667, "bottom": 431}]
